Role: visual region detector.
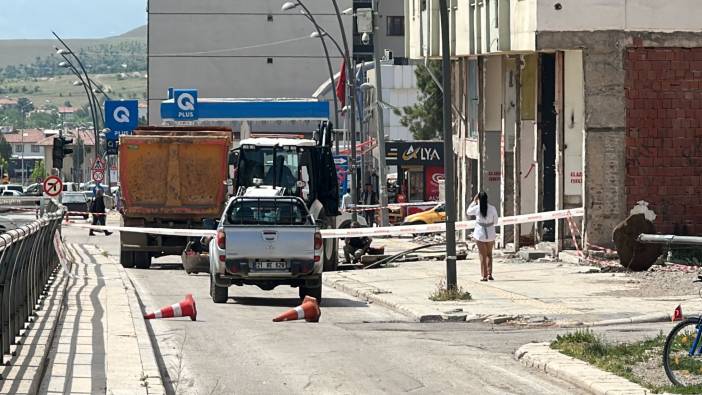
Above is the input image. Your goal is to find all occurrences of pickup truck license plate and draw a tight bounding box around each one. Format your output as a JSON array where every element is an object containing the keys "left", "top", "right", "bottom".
[{"left": 254, "top": 261, "right": 288, "bottom": 270}]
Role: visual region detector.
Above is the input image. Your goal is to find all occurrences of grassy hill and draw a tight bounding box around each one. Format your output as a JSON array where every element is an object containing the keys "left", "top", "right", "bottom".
[
  {"left": 0, "top": 25, "right": 146, "bottom": 69},
  {"left": 0, "top": 72, "right": 146, "bottom": 109}
]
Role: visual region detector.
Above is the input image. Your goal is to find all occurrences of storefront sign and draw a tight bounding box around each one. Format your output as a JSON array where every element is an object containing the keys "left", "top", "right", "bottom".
[
  {"left": 385, "top": 141, "right": 443, "bottom": 166},
  {"left": 424, "top": 166, "right": 445, "bottom": 201}
]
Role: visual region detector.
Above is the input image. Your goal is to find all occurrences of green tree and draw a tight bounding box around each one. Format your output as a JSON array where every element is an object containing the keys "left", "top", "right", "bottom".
[
  {"left": 0, "top": 157, "right": 8, "bottom": 178},
  {"left": 28, "top": 111, "right": 59, "bottom": 129},
  {"left": 0, "top": 135, "right": 12, "bottom": 163},
  {"left": 16, "top": 97, "right": 34, "bottom": 128},
  {"left": 395, "top": 61, "right": 442, "bottom": 140},
  {"left": 31, "top": 160, "right": 46, "bottom": 180}
]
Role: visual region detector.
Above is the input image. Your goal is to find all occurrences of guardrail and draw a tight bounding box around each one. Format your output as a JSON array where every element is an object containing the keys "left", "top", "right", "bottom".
[{"left": 0, "top": 199, "right": 64, "bottom": 366}]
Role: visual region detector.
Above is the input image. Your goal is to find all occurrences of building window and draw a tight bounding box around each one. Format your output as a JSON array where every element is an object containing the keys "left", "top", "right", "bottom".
[
  {"left": 31, "top": 145, "right": 40, "bottom": 153},
  {"left": 386, "top": 16, "right": 404, "bottom": 36},
  {"left": 267, "top": 58, "right": 274, "bottom": 64},
  {"left": 15, "top": 144, "right": 23, "bottom": 153},
  {"left": 267, "top": 14, "right": 273, "bottom": 22}
]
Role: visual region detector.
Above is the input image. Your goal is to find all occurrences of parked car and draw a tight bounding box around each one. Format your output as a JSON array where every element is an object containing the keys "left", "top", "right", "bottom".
[
  {"left": 402, "top": 203, "right": 446, "bottom": 225},
  {"left": 60, "top": 192, "right": 90, "bottom": 219},
  {"left": 1, "top": 190, "right": 22, "bottom": 197},
  {"left": 24, "top": 183, "right": 42, "bottom": 196},
  {"left": 0, "top": 184, "right": 24, "bottom": 194},
  {"left": 63, "top": 182, "right": 80, "bottom": 192}
]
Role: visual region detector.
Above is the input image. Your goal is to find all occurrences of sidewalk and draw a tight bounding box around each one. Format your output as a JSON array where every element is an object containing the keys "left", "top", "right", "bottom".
[
  {"left": 38, "top": 243, "right": 164, "bottom": 394},
  {"left": 324, "top": 251, "right": 702, "bottom": 324}
]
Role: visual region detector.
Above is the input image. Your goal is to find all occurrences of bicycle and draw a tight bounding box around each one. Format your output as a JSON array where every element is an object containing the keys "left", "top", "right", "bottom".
[{"left": 663, "top": 275, "right": 702, "bottom": 387}]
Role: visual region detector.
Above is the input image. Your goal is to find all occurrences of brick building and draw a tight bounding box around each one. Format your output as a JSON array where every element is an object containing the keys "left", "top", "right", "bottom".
[{"left": 405, "top": 0, "right": 702, "bottom": 249}]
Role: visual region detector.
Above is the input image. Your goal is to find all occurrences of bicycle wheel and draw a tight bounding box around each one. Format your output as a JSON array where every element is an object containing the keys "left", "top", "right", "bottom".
[{"left": 664, "top": 317, "right": 702, "bottom": 387}]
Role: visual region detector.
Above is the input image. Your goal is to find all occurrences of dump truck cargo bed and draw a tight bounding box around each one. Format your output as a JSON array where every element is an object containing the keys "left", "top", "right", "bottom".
[{"left": 119, "top": 127, "right": 232, "bottom": 220}]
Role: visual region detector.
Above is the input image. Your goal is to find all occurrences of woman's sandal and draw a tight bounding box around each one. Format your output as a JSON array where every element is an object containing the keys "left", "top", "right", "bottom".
[
  {"left": 488, "top": 275, "right": 494, "bottom": 281},
  {"left": 480, "top": 277, "right": 488, "bottom": 282}
]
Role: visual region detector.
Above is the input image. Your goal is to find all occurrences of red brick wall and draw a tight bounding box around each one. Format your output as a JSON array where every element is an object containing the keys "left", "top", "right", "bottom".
[{"left": 625, "top": 48, "right": 702, "bottom": 235}]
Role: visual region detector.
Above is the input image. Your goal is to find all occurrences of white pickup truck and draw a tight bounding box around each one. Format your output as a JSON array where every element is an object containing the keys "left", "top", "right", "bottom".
[{"left": 208, "top": 186, "right": 323, "bottom": 303}]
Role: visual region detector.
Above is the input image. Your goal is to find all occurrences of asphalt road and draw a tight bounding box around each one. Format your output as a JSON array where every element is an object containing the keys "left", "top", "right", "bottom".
[{"left": 53, "top": 217, "right": 599, "bottom": 395}]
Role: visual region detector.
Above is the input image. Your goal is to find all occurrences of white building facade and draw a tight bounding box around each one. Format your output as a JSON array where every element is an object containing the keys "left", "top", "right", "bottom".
[{"left": 406, "top": 0, "right": 702, "bottom": 249}]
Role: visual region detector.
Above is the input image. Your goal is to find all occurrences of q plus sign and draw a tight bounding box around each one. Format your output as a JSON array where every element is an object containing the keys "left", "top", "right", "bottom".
[
  {"left": 104, "top": 100, "right": 138, "bottom": 132},
  {"left": 173, "top": 89, "right": 198, "bottom": 121}
]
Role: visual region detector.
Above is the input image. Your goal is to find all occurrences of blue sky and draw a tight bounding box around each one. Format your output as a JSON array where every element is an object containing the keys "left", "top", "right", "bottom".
[{"left": 0, "top": 0, "right": 147, "bottom": 39}]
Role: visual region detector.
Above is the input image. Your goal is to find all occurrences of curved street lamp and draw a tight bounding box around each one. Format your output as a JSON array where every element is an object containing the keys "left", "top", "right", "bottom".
[
  {"left": 58, "top": 55, "right": 105, "bottom": 139},
  {"left": 53, "top": 32, "right": 101, "bottom": 159},
  {"left": 281, "top": 0, "right": 340, "bottom": 148}
]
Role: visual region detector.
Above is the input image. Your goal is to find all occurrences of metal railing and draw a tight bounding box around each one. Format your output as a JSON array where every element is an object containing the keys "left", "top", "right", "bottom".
[{"left": 0, "top": 199, "right": 64, "bottom": 366}]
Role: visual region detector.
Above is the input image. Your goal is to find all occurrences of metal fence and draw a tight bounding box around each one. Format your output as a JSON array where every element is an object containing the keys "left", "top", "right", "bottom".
[{"left": 0, "top": 200, "right": 64, "bottom": 366}]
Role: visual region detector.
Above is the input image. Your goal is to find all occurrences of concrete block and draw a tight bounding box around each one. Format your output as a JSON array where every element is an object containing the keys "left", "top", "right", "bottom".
[{"left": 518, "top": 250, "right": 549, "bottom": 261}]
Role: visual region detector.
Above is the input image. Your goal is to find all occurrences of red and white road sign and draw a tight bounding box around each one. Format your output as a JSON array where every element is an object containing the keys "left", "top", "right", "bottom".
[
  {"left": 92, "top": 158, "right": 106, "bottom": 172},
  {"left": 92, "top": 170, "right": 105, "bottom": 183},
  {"left": 43, "top": 175, "right": 63, "bottom": 197}
]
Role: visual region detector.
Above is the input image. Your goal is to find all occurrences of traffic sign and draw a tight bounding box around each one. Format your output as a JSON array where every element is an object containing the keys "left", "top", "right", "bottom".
[
  {"left": 106, "top": 139, "right": 119, "bottom": 155},
  {"left": 173, "top": 89, "right": 198, "bottom": 121},
  {"left": 43, "top": 176, "right": 63, "bottom": 197},
  {"left": 92, "top": 170, "right": 105, "bottom": 183},
  {"left": 105, "top": 100, "right": 138, "bottom": 132},
  {"left": 92, "top": 158, "right": 106, "bottom": 171}
]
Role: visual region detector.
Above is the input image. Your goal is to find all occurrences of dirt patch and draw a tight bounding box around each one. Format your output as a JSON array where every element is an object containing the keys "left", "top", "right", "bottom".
[{"left": 602, "top": 269, "right": 699, "bottom": 298}]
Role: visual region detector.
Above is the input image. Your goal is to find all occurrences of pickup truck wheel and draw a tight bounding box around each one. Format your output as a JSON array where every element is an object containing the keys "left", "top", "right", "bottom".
[
  {"left": 134, "top": 252, "right": 152, "bottom": 269},
  {"left": 299, "top": 286, "right": 322, "bottom": 303},
  {"left": 210, "top": 274, "right": 228, "bottom": 303},
  {"left": 120, "top": 250, "right": 135, "bottom": 268}
]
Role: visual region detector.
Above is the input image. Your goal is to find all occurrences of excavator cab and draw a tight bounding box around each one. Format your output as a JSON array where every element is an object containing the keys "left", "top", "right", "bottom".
[{"left": 231, "top": 122, "right": 339, "bottom": 217}]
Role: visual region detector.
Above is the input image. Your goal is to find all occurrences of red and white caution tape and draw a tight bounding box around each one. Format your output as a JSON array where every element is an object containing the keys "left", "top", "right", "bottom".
[
  {"left": 346, "top": 201, "right": 443, "bottom": 212},
  {"left": 66, "top": 222, "right": 217, "bottom": 238},
  {"left": 63, "top": 207, "right": 585, "bottom": 240}
]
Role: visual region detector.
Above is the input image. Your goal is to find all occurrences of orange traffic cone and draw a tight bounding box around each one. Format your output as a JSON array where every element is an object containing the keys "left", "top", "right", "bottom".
[
  {"left": 672, "top": 305, "right": 684, "bottom": 321},
  {"left": 273, "top": 296, "right": 320, "bottom": 323},
  {"left": 144, "top": 294, "right": 197, "bottom": 321}
]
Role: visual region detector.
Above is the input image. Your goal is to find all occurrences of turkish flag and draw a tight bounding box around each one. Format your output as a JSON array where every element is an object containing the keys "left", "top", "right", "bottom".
[{"left": 335, "top": 60, "right": 346, "bottom": 109}]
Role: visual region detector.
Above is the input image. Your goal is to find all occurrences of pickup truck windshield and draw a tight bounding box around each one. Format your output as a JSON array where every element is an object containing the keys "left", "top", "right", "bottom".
[{"left": 226, "top": 198, "right": 310, "bottom": 226}]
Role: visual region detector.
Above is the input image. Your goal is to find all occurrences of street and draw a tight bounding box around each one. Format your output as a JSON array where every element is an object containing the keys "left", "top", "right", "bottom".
[{"left": 57, "top": 217, "right": 589, "bottom": 394}]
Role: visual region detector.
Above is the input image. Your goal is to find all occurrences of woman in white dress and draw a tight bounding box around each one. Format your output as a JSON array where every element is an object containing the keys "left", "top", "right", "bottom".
[{"left": 466, "top": 192, "right": 499, "bottom": 281}]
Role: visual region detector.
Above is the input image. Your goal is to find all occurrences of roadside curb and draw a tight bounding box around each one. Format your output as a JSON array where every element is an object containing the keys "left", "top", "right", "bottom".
[
  {"left": 98, "top": 246, "right": 166, "bottom": 395},
  {"left": 323, "top": 275, "right": 467, "bottom": 322},
  {"left": 515, "top": 342, "right": 660, "bottom": 395},
  {"left": 560, "top": 313, "right": 672, "bottom": 328}
]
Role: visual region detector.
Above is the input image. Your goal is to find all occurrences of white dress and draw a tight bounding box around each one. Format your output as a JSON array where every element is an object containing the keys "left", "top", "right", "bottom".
[{"left": 466, "top": 202, "right": 499, "bottom": 242}]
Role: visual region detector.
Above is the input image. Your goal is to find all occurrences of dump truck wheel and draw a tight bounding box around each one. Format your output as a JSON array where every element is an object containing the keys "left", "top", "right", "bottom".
[
  {"left": 120, "top": 250, "right": 135, "bottom": 268},
  {"left": 134, "top": 252, "right": 152, "bottom": 269}
]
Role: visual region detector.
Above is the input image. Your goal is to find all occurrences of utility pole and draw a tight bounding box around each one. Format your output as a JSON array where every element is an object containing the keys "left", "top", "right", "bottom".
[
  {"left": 513, "top": 56, "right": 522, "bottom": 251},
  {"left": 330, "top": 0, "right": 358, "bottom": 218},
  {"left": 371, "top": 0, "right": 389, "bottom": 227},
  {"left": 438, "top": 0, "right": 457, "bottom": 289}
]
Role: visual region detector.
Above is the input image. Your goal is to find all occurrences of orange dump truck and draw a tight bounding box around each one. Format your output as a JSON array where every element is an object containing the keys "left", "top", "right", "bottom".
[{"left": 118, "top": 126, "right": 232, "bottom": 269}]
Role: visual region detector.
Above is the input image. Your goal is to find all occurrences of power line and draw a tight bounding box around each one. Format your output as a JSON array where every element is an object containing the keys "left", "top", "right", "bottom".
[{"left": 149, "top": 35, "right": 312, "bottom": 57}]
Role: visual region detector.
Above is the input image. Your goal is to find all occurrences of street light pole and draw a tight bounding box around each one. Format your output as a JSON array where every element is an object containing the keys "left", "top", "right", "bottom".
[
  {"left": 371, "top": 0, "right": 389, "bottom": 227},
  {"left": 331, "top": 0, "right": 358, "bottom": 215},
  {"left": 438, "top": 0, "right": 457, "bottom": 290},
  {"left": 283, "top": 1, "right": 340, "bottom": 150},
  {"left": 53, "top": 32, "right": 100, "bottom": 159}
]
